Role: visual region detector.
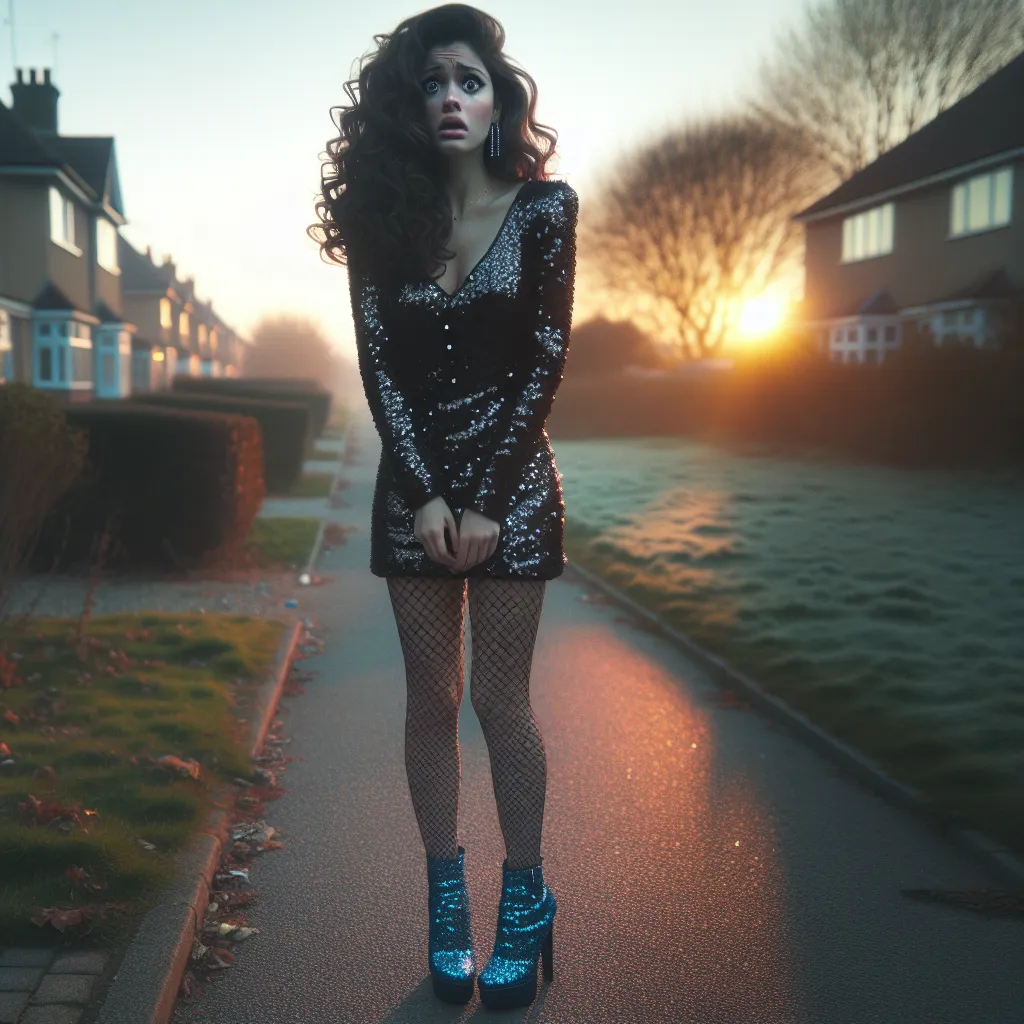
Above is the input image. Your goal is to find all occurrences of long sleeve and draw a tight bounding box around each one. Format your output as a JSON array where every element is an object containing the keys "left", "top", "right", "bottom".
[
  {"left": 467, "top": 182, "right": 578, "bottom": 523},
  {"left": 348, "top": 251, "right": 441, "bottom": 511}
]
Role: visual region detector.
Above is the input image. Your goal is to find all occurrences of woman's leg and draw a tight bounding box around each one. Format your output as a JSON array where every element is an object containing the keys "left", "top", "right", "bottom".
[
  {"left": 467, "top": 578, "right": 548, "bottom": 871},
  {"left": 386, "top": 576, "right": 468, "bottom": 861}
]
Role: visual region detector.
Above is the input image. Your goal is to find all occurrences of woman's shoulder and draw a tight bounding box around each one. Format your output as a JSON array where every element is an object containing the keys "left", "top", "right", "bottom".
[{"left": 520, "top": 179, "right": 578, "bottom": 225}]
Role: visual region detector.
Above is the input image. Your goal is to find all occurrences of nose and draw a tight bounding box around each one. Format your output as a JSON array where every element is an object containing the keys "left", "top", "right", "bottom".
[{"left": 442, "top": 83, "right": 462, "bottom": 109}]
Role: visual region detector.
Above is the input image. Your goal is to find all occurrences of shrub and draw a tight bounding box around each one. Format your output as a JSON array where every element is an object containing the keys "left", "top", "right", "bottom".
[
  {"left": 32, "top": 404, "right": 265, "bottom": 572},
  {"left": 134, "top": 392, "right": 310, "bottom": 494},
  {"left": 0, "top": 384, "right": 88, "bottom": 603},
  {"left": 171, "top": 376, "right": 332, "bottom": 437}
]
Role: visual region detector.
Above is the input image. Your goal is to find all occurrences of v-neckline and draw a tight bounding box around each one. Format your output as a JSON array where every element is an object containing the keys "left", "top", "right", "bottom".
[{"left": 429, "top": 180, "right": 534, "bottom": 300}]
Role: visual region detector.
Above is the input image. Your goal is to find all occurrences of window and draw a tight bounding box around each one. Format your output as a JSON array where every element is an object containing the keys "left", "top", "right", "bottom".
[
  {"left": 846, "top": 327, "right": 857, "bottom": 342},
  {"left": 48, "top": 186, "right": 79, "bottom": 253},
  {"left": 71, "top": 344, "right": 92, "bottom": 384},
  {"left": 179, "top": 311, "right": 189, "bottom": 338},
  {"left": 951, "top": 166, "right": 1013, "bottom": 236},
  {"left": 842, "top": 202, "right": 894, "bottom": 262},
  {"left": 198, "top": 324, "right": 207, "bottom": 345},
  {"left": 884, "top": 325, "right": 897, "bottom": 343},
  {"left": 867, "top": 326, "right": 878, "bottom": 343},
  {"left": 97, "top": 219, "right": 120, "bottom": 274},
  {"left": 0, "top": 309, "right": 10, "bottom": 382},
  {"left": 160, "top": 298, "right": 173, "bottom": 329},
  {"left": 210, "top": 329, "right": 218, "bottom": 353}
]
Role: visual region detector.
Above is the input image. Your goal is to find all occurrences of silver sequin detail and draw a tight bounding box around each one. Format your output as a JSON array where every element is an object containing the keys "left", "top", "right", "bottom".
[{"left": 352, "top": 180, "right": 579, "bottom": 579}]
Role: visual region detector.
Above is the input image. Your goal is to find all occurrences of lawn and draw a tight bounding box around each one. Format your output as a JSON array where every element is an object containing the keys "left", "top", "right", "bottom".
[
  {"left": 288, "top": 471, "right": 334, "bottom": 498},
  {"left": 245, "top": 517, "right": 320, "bottom": 569},
  {"left": 0, "top": 612, "right": 286, "bottom": 944}
]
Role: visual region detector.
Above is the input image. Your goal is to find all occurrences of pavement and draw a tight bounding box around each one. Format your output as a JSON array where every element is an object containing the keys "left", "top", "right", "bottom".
[{"left": 161, "top": 405, "right": 1024, "bottom": 1024}]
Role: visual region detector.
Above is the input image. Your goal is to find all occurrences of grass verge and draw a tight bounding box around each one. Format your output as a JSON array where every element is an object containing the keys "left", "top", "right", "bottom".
[
  {"left": 245, "top": 517, "right": 320, "bottom": 569},
  {"left": 288, "top": 471, "right": 334, "bottom": 498},
  {"left": 564, "top": 519, "right": 1024, "bottom": 861},
  {"left": 0, "top": 612, "right": 286, "bottom": 945}
]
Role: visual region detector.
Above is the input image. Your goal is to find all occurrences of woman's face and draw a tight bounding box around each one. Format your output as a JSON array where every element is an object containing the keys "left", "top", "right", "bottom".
[{"left": 421, "top": 40, "right": 498, "bottom": 154}]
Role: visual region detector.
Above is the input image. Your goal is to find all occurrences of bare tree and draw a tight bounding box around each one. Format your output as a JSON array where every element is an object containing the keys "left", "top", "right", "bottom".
[
  {"left": 748, "top": 0, "right": 1024, "bottom": 185},
  {"left": 581, "top": 115, "right": 826, "bottom": 360}
]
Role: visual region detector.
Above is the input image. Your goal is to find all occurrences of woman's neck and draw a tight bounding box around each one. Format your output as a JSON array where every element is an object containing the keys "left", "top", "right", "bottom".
[{"left": 444, "top": 153, "right": 495, "bottom": 216}]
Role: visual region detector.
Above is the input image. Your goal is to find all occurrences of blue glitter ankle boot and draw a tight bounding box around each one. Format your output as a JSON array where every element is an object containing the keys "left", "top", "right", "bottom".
[
  {"left": 477, "top": 856, "right": 556, "bottom": 1010},
  {"left": 426, "top": 845, "right": 475, "bottom": 1003}
]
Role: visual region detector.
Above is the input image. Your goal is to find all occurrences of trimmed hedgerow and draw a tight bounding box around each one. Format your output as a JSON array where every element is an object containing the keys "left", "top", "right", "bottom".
[{"left": 32, "top": 404, "right": 265, "bottom": 572}]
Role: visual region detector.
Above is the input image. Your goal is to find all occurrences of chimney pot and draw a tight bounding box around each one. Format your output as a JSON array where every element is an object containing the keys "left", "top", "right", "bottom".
[
  {"left": 29, "top": 68, "right": 37, "bottom": 84},
  {"left": 43, "top": 68, "right": 51, "bottom": 85},
  {"left": 15, "top": 68, "right": 23, "bottom": 84},
  {"left": 146, "top": 246, "right": 152, "bottom": 259}
]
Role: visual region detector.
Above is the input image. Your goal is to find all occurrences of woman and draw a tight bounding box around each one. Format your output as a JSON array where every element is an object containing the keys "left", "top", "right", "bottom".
[{"left": 309, "top": 3, "right": 577, "bottom": 1010}]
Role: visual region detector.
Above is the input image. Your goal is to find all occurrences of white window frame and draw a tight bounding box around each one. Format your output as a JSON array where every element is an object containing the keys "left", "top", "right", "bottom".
[
  {"left": 950, "top": 166, "right": 1013, "bottom": 238},
  {"left": 841, "top": 202, "right": 894, "bottom": 263},
  {"left": 48, "top": 186, "right": 82, "bottom": 256},
  {"left": 97, "top": 218, "right": 120, "bottom": 275}
]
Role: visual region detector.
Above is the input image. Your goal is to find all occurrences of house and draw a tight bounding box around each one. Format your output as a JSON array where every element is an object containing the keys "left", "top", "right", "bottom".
[
  {"left": 0, "top": 67, "right": 136, "bottom": 399},
  {"left": 793, "top": 50, "right": 1024, "bottom": 364}
]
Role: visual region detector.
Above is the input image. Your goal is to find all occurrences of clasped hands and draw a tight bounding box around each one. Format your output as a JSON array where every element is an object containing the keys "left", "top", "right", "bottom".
[{"left": 414, "top": 496, "right": 499, "bottom": 574}]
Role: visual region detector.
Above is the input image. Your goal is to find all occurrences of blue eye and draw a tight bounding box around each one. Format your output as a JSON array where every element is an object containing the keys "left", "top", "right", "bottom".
[{"left": 422, "top": 73, "right": 484, "bottom": 95}]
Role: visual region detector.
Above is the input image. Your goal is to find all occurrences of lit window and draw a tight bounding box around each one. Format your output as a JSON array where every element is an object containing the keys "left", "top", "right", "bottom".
[
  {"left": 841, "top": 203, "right": 894, "bottom": 262},
  {"left": 951, "top": 167, "right": 1013, "bottom": 236},
  {"left": 198, "top": 324, "right": 207, "bottom": 345},
  {"left": 160, "top": 298, "right": 173, "bottom": 329},
  {"left": 179, "top": 311, "right": 189, "bottom": 337},
  {"left": 97, "top": 219, "right": 120, "bottom": 274}
]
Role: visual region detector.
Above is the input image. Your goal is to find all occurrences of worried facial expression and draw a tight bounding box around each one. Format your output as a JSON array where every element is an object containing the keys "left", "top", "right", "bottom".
[{"left": 421, "top": 41, "right": 499, "bottom": 153}]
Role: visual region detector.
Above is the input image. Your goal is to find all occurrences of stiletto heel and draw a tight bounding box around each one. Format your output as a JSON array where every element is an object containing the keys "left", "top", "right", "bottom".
[
  {"left": 478, "top": 857, "right": 557, "bottom": 1009},
  {"left": 426, "top": 845, "right": 475, "bottom": 1004}
]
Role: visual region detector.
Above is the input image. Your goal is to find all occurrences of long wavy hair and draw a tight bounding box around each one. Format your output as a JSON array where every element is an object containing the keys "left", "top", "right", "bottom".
[{"left": 307, "top": 4, "right": 559, "bottom": 285}]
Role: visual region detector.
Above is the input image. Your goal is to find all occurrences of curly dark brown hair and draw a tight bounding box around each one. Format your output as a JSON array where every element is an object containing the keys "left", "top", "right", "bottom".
[{"left": 307, "top": 3, "right": 560, "bottom": 285}]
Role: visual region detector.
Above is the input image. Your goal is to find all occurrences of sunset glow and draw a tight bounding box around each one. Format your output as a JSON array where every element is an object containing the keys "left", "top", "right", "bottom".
[{"left": 738, "top": 296, "right": 787, "bottom": 340}]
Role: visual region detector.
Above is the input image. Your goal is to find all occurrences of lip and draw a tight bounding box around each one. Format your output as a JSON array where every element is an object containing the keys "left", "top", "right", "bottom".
[{"left": 439, "top": 119, "right": 468, "bottom": 132}]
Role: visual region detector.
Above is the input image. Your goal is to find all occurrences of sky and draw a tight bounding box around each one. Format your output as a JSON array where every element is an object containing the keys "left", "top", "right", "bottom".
[{"left": 2, "top": 0, "right": 816, "bottom": 363}]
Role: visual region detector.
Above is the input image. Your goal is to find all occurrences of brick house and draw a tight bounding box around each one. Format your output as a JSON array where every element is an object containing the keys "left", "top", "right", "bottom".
[
  {"left": 793, "top": 50, "right": 1024, "bottom": 364},
  {"left": 0, "top": 68, "right": 136, "bottom": 398}
]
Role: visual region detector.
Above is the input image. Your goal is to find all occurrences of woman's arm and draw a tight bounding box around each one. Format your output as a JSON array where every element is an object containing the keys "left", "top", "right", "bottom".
[
  {"left": 466, "top": 182, "right": 579, "bottom": 523},
  {"left": 348, "top": 251, "right": 442, "bottom": 511}
]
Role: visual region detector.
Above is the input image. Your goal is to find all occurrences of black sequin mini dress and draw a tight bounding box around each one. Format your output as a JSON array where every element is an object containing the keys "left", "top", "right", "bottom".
[{"left": 348, "top": 178, "right": 578, "bottom": 580}]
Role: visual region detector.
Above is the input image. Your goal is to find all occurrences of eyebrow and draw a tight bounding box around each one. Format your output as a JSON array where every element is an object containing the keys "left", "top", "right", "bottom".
[{"left": 422, "top": 61, "right": 486, "bottom": 76}]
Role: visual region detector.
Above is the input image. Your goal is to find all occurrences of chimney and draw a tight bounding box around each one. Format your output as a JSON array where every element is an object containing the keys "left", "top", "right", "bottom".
[
  {"left": 11, "top": 67, "right": 60, "bottom": 137},
  {"left": 146, "top": 246, "right": 152, "bottom": 260}
]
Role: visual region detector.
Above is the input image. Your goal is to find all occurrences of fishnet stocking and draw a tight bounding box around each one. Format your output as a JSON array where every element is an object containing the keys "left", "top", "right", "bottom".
[{"left": 385, "top": 576, "right": 548, "bottom": 870}]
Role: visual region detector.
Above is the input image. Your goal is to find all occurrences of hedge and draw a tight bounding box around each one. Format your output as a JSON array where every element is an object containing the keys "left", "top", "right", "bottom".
[
  {"left": 171, "top": 376, "right": 332, "bottom": 437},
  {"left": 32, "top": 404, "right": 265, "bottom": 572},
  {"left": 133, "top": 392, "right": 310, "bottom": 494}
]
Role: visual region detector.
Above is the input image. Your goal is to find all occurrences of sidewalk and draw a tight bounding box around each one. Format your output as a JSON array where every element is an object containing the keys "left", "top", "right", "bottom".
[{"left": 168, "top": 406, "right": 1024, "bottom": 1024}]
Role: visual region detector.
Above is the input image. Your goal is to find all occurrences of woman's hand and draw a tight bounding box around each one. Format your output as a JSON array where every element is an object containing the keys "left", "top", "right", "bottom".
[
  {"left": 451, "top": 508, "right": 500, "bottom": 574},
  {"left": 414, "top": 496, "right": 461, "bottom": 570}
]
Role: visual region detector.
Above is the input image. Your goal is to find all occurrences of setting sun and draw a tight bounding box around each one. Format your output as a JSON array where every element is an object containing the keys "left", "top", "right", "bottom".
[{"left": 738, "top": 296, "right": 787, "bottom": 339}]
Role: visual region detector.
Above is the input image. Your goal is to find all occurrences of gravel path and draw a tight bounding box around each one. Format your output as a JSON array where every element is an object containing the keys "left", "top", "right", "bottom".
[{"left": 1, "top": 570, "right": 306, "bottom": 622}]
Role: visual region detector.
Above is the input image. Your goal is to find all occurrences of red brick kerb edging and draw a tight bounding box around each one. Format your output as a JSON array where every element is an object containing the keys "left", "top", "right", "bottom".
[{"left": 564, "top": 560, "right": 1024, "bottom": 895}]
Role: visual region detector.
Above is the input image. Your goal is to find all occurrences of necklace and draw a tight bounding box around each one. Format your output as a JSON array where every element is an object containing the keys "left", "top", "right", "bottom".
[{"left": 452, "top": 182, "right": 492, "bottom": 221}]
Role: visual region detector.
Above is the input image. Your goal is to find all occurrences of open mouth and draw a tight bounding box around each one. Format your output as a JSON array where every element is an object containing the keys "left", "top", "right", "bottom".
[{"left": 439, "top": 121, "right": 468, "bottom": 132}]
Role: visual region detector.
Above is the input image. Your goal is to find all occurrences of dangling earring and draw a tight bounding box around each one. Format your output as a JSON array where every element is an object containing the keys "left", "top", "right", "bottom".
[{"left": 488, "top": 119, "right": 500, "bottom": 158}]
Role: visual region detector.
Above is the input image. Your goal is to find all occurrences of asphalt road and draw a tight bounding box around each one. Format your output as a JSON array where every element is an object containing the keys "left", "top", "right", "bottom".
[{"left": 171, "top": 406, "right": 1024, "bottom": 1024}]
